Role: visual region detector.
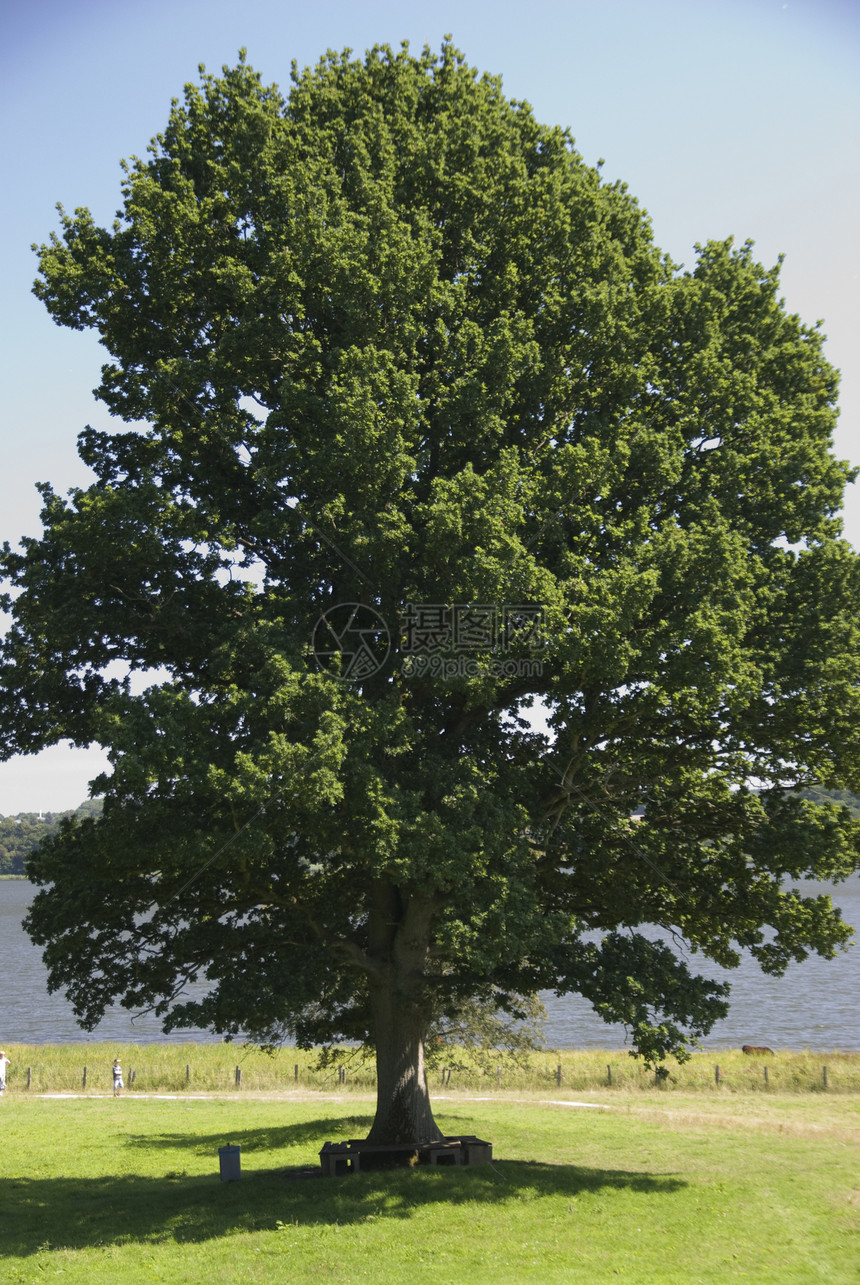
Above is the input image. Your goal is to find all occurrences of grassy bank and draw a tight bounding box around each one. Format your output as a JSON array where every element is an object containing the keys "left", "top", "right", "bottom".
[
  {"left": 0, "top": 1088, "right": 857, "bottom": 1283},
  {"left": 3, "top": 1041, "right": 860, "bottom": 1096}
]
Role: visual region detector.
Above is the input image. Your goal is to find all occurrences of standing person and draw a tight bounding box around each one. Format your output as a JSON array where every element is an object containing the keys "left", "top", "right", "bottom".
[
  {"left": 0, "top": 1050, "right": 10, "bottom": 1094},
  {"left": 112, "top": 1058, "right": 123, "bottom": 1097}
]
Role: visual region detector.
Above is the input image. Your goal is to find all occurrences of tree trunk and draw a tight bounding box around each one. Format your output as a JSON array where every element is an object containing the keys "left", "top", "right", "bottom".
[
  {"left": 363, "top": 880, "right": 443, "bottom": 1146},
  {"left": 365, "top": 977, "right": 443, "bottom": 1145}
]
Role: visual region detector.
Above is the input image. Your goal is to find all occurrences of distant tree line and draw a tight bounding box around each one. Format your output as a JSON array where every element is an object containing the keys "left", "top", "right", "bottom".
[
  {"left": 795, "top": 788, "right": 860, "bottom": 819},
  {"left": 0, "top": 800, "right": 102, "bottom": 875}
]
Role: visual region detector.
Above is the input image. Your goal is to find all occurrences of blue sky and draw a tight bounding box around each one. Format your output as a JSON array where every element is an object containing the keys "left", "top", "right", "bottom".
[{"left": 1, "top": 0, "right": 858, "bottom": 813}]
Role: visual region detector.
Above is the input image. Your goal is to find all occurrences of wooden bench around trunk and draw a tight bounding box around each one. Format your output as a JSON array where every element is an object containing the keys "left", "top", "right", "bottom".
[{"left": 319, "top": 1134, "right": 492, "bottom": 1175}]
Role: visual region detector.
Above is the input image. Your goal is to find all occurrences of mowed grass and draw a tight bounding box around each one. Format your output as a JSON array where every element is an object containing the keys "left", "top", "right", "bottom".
[{"left": 0, "top": 1080, "right": 858, "bottom": 1283}]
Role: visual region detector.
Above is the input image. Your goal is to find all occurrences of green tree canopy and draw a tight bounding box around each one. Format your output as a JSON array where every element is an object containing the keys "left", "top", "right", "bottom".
[{"left": 3, "top": 42, "right": 860, "bottom": 1144}]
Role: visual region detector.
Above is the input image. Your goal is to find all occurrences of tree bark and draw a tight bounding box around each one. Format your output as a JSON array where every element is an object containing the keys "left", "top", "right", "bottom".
[
  {"left": 364, "top": 881, "right": 443, "bottom": 1145},
  {"left": 365, "top": 978, "right": 442, "bottom": 1145}
]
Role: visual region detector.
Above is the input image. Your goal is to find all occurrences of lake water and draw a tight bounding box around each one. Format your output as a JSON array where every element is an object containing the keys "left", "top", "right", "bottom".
[{"left": 1, "top": 878, "right": 857, "bottom": 1049}]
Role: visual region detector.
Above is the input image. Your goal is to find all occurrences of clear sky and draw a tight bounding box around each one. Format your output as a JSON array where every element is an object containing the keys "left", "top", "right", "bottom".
[{"left": 1, "top": 0, "right": 858, "bottom": 814}]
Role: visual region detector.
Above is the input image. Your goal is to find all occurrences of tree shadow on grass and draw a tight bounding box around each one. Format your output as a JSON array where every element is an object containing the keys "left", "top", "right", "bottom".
[
  {"left": 0, "top": 1142, "right": 688, "bottom": 1259},
  {"left": 119, "top": 1113, "right": 374, "bottom": 1158},
  {"left": 117, "top": 1108, "right": 511, "bottom": 1162}
]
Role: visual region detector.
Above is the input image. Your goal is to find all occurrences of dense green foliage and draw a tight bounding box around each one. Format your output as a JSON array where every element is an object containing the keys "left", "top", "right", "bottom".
[
  {"left": 0, "top": 800, "right": 100, "bottom": 875},
  {"left": 2, "top": 42, "right": 860, "bottom": 1140}
]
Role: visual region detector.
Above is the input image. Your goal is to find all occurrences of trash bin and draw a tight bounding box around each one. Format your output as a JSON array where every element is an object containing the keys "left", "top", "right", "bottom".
[{"left": 219, "top": 1144, "right": 241, "bottom": 1182}]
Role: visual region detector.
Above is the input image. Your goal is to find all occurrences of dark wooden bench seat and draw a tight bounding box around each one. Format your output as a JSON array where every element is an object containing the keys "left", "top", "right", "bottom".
[{"left": 319, "top": 1134, "right": 492, "bottom": 1175}]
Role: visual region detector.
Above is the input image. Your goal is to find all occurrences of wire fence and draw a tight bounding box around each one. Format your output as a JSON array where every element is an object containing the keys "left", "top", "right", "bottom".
[{"left": 3, "top": 1043, "right": 858, "bottom": 1095}]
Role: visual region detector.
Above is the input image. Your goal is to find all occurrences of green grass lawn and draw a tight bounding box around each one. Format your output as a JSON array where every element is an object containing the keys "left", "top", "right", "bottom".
[{"left": 1, "top": 1083, "right": 857, "bottom": 1284}]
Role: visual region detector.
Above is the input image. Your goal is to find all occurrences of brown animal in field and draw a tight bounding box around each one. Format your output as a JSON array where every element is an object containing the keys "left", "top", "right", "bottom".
[{"left": 741, "top": 1044, "right": 774, "bottom": 1055}]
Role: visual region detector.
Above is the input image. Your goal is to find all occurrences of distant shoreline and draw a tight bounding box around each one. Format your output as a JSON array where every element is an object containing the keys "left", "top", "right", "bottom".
[{"left": 4, "top": 1040, "right": 859, "bottom": 1053}]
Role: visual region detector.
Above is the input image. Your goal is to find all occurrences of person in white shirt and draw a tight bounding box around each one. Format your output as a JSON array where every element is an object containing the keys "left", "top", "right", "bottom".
[
  {"left": 0, "top": 1050, "right": 11, "bottom": 1093},
  {"left": 112, "top": 1058, "right": 123, "bottom": 1096}
]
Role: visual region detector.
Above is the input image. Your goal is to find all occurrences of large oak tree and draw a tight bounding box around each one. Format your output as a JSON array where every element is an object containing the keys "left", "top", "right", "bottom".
[{"left": 3, "top": 43, "right": 860, "bottom": 1144}]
